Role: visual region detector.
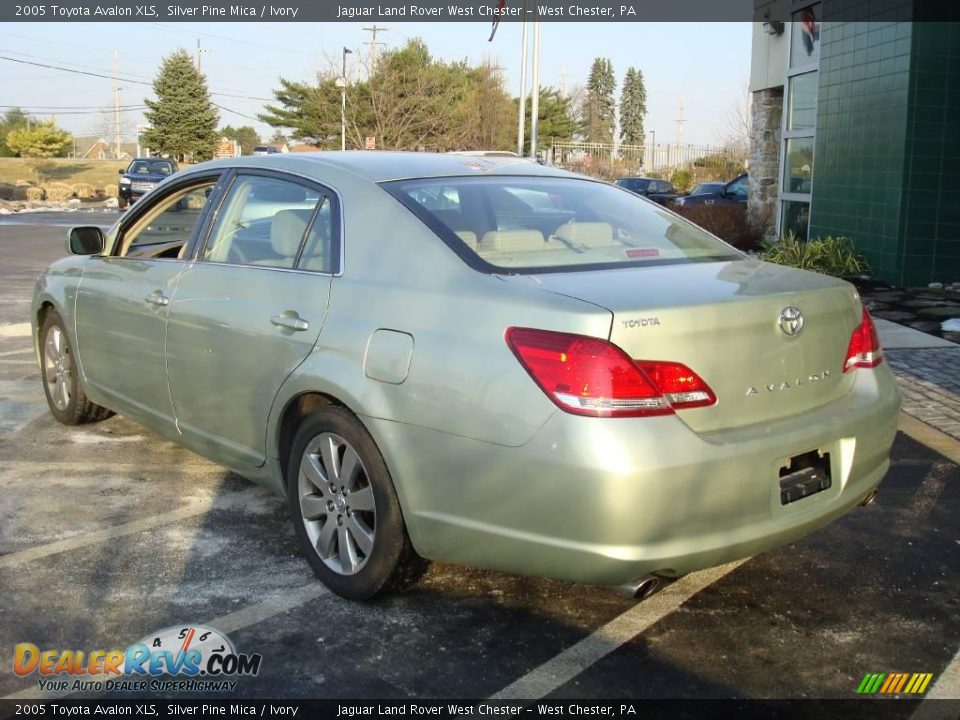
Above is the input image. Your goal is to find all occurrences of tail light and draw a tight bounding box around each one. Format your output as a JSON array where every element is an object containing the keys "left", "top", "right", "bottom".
[
  {"left": 505, "top": 327, "right": 715, "bottom": 418},
  {"left": 843, "top": 307, "right": 883, "bottom": 373}
]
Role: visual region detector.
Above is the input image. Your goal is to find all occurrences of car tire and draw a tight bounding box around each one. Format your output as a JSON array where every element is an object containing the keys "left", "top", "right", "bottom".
[
  {"left": 39, "top": 310, "right": 114, "bottom": 425},
  {"left": 117, "top": 195, "right": 128, "bottom": 209},
  {"left": 286, "top": 407, "right": 424, "bottom": 600}
]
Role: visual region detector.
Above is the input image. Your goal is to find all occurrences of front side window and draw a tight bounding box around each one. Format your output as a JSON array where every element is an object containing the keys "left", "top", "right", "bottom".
[
  {"left": 386, "top": 176, "right": 741, "bottom": 273},
  {"left": 118, "top": 181, "right": 216, "bottom": 258},
  {"left": 202, "top": 175, "right": 329, "bottom": 269}
]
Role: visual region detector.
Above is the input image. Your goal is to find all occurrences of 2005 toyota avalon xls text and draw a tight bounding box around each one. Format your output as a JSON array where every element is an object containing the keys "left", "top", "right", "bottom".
[{"left": 31, "top": 153, "right": 900, "bottom": 600}]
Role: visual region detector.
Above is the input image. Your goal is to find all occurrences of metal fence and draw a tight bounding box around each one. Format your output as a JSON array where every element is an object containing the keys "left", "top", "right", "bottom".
[{"left": 547, "top": 140, "right": 746, "bottom": 179}]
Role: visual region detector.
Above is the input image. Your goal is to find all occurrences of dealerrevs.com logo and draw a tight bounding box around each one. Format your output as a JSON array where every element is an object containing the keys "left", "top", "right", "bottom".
[{"left": 13, "top": 625, "right": 262, "bottom": 693}]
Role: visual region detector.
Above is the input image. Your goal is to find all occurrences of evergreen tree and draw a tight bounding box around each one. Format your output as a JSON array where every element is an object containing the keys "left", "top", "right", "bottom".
[
  {"left": 142, "top": 50, "right": 219, "bottom": 161},
  {"left": 583, "top": 58, "right": 616, "bottom": 144},
  {"left": 620, "top": 67, "right": 647, "bottom": 146},
  {"left": 520, "top": 87, "right": 578, "bottom": 154}
]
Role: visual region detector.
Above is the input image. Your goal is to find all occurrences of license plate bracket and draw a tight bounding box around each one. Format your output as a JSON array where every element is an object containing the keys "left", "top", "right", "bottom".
[{"left": 779, "top": 450, "right": 831, "bottom": 505}]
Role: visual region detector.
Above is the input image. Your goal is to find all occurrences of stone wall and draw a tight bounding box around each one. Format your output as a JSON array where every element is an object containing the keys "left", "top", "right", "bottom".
[{"left": 747, "top": 87, "right": 783, "bottom": 237}]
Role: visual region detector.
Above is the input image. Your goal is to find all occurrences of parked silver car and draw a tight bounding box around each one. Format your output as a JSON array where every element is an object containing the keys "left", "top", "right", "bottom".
[{"left": 32, "top": 152, "right": 899, "bottom": 599}]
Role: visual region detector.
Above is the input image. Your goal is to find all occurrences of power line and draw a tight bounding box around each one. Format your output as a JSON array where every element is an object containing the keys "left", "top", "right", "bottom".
[
  {"left": 0, "top": 54, "right": 276, "bottom": 102},
  {"left": 0, "top": 104, "right": 145, "bottom": 110}
]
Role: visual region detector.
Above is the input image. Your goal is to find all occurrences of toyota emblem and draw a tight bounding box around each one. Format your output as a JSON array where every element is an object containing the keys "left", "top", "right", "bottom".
[{"left": 779, "top": 306, "right": 804, "bottom": 336}]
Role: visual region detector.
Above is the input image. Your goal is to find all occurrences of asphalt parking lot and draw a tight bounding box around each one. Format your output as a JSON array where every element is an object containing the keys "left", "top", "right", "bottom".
[{"left": 0, "top": 214, "right": 958, "bottom": 704}]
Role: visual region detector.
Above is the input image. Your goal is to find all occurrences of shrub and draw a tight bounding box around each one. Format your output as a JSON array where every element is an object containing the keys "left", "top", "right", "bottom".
[
  {"left": 102, "top": 184, "right": 118, "bottom": 198},
  {"left": 41, "top": 182, "right": 73, "bottom": 201},
  {"left": 760, "top": 233, "right": 869, "bottom": 277},
  {"left": 72, "top": 183, "right": 96, "bottom": 200},
  {"left": 669, "top": 169, "right": 693, "bottom": 193},
  {"left": 14, "top": 179, "right": 32, "bottom": 188},
  {"left": 0, "top": 183, "right": 27, "bottom": 201},
  {"left": 25, "top": 187, "right": 44, "bottom": 201}
]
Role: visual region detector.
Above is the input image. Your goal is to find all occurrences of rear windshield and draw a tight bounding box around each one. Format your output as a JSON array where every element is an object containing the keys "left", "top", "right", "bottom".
[{"left": 385, "top": 176, "right": 741, "bottom": 273}]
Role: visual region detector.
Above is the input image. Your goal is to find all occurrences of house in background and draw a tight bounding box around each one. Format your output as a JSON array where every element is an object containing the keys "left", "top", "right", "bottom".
[
  {"left": 750, "top": 0, "right": 960, "bottom": 286},
  {"left": 71, "top": 136, "right": 137, "bottom": 161}
]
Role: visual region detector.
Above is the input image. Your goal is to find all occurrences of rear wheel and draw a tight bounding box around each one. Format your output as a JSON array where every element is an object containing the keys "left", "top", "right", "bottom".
[
  {"left": 40, "top": 311, "right": 113, "bottom": 425},
  {"left": 286, "top": 407, "right": 423, "bottom": 599}
]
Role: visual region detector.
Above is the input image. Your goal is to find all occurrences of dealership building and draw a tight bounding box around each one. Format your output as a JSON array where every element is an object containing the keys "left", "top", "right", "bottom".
[{"left": 749, "top": 1, "right": 959, "bottom": 286}]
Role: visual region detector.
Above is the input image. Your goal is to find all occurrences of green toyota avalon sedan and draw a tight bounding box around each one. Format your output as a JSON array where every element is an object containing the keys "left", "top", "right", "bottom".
[{"left": 31, "top": 152, "right": 900, "bottom": 600}]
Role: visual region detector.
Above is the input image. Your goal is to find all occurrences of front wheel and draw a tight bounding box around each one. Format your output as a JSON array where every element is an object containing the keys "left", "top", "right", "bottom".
[
  {"left": 39, "top": 311, "right": 113, "bottom": 425},
  {"left": 286, "top": 407, "right": 423, "bottom": 599},
  {"left": 117, "top": 194, "right": 128, "bottom": 209}
]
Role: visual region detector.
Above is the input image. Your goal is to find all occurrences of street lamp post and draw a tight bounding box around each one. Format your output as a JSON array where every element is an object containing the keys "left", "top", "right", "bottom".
[{"left": 339, "top": 47, "right": 352, "bottom": 151}]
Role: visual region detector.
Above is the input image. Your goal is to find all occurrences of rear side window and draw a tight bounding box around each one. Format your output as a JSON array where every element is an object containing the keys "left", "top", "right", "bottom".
[{"left": 385, "top": 176, "right": 741, "bottom": 273}]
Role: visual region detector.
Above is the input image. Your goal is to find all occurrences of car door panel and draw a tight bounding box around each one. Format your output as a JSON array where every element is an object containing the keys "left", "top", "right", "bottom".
[
  {"left": 73, "top": 177, "right": 221, "bottom": 431},
  {"left": 74, "top": 257, "right": 184, "bottom": 430},
  {"left": 164, "top": 172, "right": 337, "bottom": 469},
  {"left": 165, "top": 265, "right": 331, "bottom": 467}
]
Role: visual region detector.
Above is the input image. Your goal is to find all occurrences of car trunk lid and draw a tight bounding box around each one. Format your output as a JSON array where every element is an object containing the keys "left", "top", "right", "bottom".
[{"left": 509, "top": 259, "right": 863, "bottom": 434}]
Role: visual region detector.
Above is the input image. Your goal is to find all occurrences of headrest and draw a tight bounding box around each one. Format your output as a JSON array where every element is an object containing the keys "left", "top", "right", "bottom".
[
  {"left": 554, "top": 222, "right": 614, "bottom": 247},
  {"left": 479, "top": 230, "right": 545, "bottom": 252},
  {"left": 270, "top": 209, "right": 311, "bottom": 256}
]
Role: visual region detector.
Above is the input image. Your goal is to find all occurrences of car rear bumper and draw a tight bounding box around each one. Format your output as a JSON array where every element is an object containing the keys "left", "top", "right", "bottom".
[{"left": 366, "top": 364, "right": 900, "bottom": 586}]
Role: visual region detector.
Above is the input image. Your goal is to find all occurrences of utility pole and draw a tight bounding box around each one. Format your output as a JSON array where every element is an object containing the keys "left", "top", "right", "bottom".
[
  {"left": 195, "top": 39, "right": 210, "bottom": 72},
  {"left": 362, "top": 25, "right": 388, "bottom": 72},
  {"left": 113, "top": 50, "right": 121, "bottom": 159},
  {"left": 529, "top": 21, "right": 541, "bottom": 161},
  {"left": 340, "top": 47, "right": 352, "bottom": 152},
  {"left": 675, "top": 95, "right": 685, "bottom": 150},
  {"left": 516, "top": 14, "right": 528, "bottom": 157}
]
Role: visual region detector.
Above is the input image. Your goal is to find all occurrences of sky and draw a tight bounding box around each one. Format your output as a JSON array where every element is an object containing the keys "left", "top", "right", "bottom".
[{"left": 0, "top": 21, "right": 752, "bottom": 147}]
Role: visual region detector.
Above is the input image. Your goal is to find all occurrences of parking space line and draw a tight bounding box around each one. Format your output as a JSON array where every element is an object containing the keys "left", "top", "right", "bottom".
[
  {"left": 898, "top": 413, "right": 960, "bottom": 465},
  {"left": 0, "top": 488, "right": 260, "bottom": 570},
  {"left": 0, "top": 348, "right": 33, "bottom": 357},
  {"left": 0, "top": 323, "right": 32, "bottom": 338},
  {"left": 2, "top": 583, "right": 329, "bottom": 700},
  {"left": 490, "top": 559, "right": 749, "bottom": 700}
]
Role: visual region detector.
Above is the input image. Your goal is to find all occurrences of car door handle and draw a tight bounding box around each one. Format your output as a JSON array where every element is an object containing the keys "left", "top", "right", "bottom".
[
  {"left": 271, "top": 315, "right": 309, "bottom": 332},
  {"left": 145, "top": 292, "right": 169, "bottom": 306}
]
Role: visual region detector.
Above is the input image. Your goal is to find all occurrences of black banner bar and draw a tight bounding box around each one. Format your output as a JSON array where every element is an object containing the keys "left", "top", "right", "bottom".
[
  {"left": 2, "top": 699, "right": 960, "bottom": 720},
  {"left": 1, "top": 0, "right": 958, "bottom": 23}
]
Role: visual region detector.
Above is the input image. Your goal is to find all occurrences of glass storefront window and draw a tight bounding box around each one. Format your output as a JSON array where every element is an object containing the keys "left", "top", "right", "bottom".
[
  {"left": 782, "top": 201, "right": 811, "bottom": 241},
  {"left": 787, "top": 72, "right": 817, "bottom": 130},
  {"left": 790, "top": 3, "right": 821, "bottom": 67},
  {"left": 784, "top": 138, "right": 814, "bottom": 194}
]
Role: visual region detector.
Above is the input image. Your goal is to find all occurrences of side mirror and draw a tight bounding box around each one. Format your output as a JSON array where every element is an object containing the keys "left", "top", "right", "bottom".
[
  {"left": 117, "top": 168, "right": 125, "bottom": 176},
  {"left": 67, "top": 226, "right": 105, "bottom": 255}
]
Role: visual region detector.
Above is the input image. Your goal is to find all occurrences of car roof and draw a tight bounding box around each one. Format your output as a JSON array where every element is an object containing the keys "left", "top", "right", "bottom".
[
  {"left": 189, "top": 151, "right": 579, "bottom": 184},
  {"left": 617, "top": 176, "right": 656, "bottom": 181}
]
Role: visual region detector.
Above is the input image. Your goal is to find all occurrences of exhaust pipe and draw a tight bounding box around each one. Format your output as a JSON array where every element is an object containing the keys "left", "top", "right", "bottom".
[
  {"left": 859, "top": 489, "right": 879, "bottom": 506},
  {"left": 614, "top": 575, "right": 660, "bottom": 600}
]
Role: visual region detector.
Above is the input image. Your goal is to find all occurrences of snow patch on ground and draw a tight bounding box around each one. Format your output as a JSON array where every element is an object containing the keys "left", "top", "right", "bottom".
[{"left": 942, "top": 318, "right": 960, "bottom": 333}]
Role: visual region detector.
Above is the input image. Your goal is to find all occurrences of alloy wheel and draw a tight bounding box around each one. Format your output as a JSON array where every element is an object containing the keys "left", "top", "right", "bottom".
[
  {"left": 43, "top": 324, "right": 72, "bottom": 411},
  {"left": 298, "top": 432, "right": 377, "bottom": 576}
]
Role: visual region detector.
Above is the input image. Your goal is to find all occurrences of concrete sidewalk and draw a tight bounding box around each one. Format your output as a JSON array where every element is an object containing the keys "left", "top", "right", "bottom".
[{"left": 875, "top": 318, "right": 960, "bottom": 441}]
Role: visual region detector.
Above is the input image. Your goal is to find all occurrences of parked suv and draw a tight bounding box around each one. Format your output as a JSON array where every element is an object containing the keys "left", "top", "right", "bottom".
[
  {"left": 614, "top": 177, "right": 678, "bottom": 206},
  {"left": 675, "top": 173, "right": 748, "bottom": 209},
  {"left": 117, "top": 158, "right": 178, "bottom": 209}
]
